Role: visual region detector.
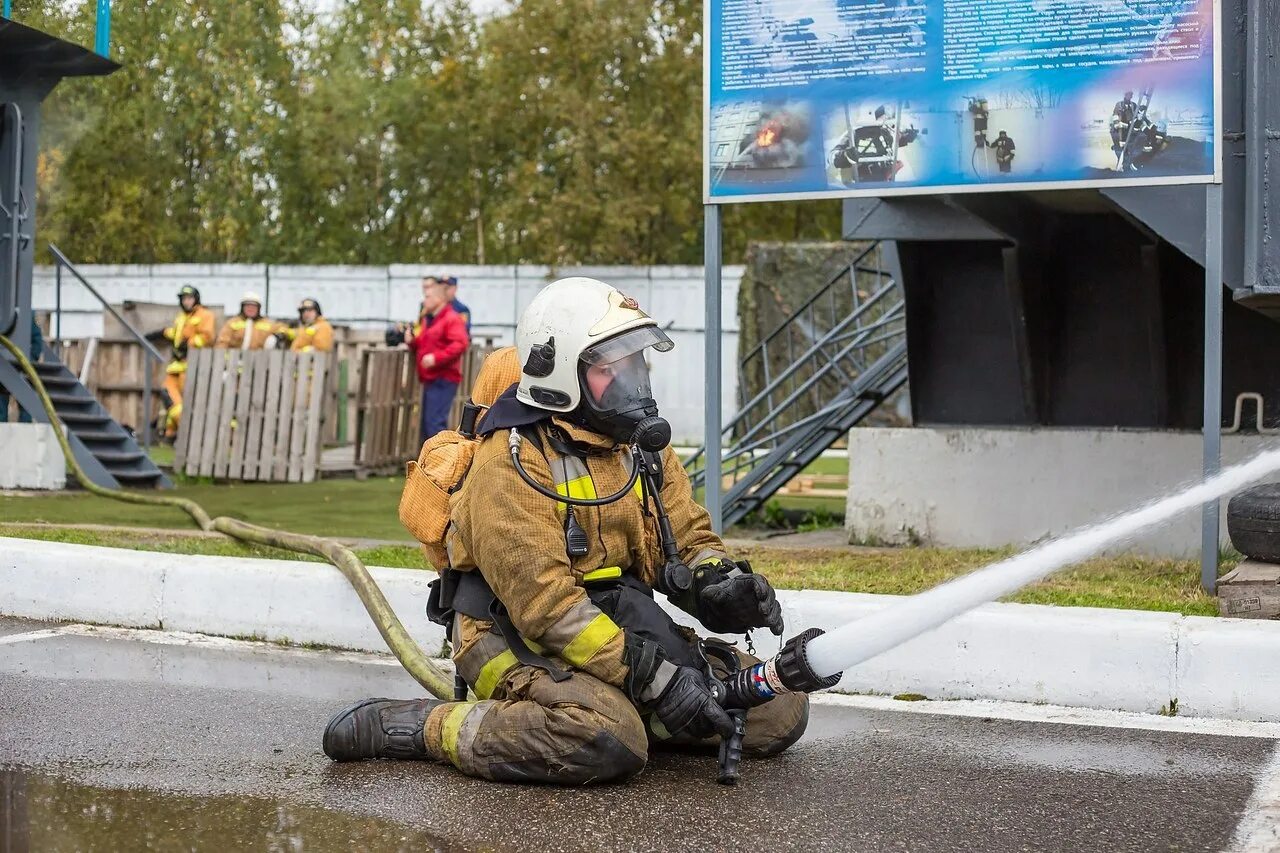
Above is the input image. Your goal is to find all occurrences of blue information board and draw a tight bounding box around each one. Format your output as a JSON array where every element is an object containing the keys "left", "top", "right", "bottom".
[{"left": 704, "top": 0, "right": 1221, "bottom": 202}]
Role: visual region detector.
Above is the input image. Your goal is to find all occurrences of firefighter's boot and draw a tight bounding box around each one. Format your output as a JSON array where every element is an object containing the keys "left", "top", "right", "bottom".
[{"left": 322, "top": 697, "right": 444, "bottom": 762}]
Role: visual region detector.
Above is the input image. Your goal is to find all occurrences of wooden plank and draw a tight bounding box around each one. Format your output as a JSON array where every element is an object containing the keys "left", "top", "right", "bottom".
[
  {"left": 192, "top": 348, "right": 224, "bottom": 477},
  {"left": 395, "top": 352, "right": 412, "bottom": 461},
  {"left": 401, "top": 351, "right": 420, "bottom": 460},
  {"left": 240, "top": 350, "right": 271, "bottom": 480},
  {"left": 368, "top": 352, "right": 389, "bottom": 468},
  {"left": 354, "top": 349, "right": 371, "bottom": 467},
  {"left": 227, "top": 352, "right": 257, "bottom": 480},
  {"left": 272, "top": 352, "right": 298, "bottom": 482},
  {"left": 301, "top": 354, "right": 329, "bottom": 482},
  {"left": 210, "top": 349, "right": 239, "bottom": 479},
  {"left": 287, "top": 353, "right": 312, "bottom": 482},
  {"left": 205, "top": 350, "right": 238, "bottom": 478},
  {"left": 380, "top": 352, "right": 398, "bottom": 467},
  {"left": 257, "top": 349, "right": 285, "bottom": 482}
]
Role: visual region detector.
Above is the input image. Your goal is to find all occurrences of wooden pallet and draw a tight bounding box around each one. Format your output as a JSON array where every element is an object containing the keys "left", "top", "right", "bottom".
[{"left": 174, "top": 349, "right": 330, "bottom": 482}]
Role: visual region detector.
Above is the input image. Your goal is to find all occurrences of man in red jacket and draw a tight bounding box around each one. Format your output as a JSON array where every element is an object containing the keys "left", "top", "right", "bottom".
[{"left": 407, "top": 277, "right": 470, "bottom": 444}]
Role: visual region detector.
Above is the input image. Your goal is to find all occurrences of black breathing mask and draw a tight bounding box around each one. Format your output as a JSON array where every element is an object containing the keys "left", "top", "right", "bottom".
[{"left": 573, "top": 328, "right": 673, "bottom": 453}]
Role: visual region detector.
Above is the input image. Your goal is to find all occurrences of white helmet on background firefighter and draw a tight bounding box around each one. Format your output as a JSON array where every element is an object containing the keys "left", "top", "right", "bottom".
[
  {"left": 515, "top": 277, "right": 674, "bottom": 452},
  {"left": 239, "top": 291, "right": 263, "bottom": 318}
]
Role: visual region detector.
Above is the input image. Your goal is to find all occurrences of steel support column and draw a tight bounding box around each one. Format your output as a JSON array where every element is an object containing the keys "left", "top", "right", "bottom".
[
  {"left": 704, "top": 204, "right": 723, "bottom": 533},
  {"left": 1202, "top": 183, "right": 1224, "bottom": 593}
]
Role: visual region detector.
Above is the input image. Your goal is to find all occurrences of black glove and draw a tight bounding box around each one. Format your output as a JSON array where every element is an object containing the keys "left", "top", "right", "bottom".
[
  {"left": 622, "top": 633, "right": 734, "bottom": 740},
  {"left": 650, "top": 666, "right": 735, "bottom": 740},
  {"left": 696, "top": 559, "right": 784, "bottom": 636}
]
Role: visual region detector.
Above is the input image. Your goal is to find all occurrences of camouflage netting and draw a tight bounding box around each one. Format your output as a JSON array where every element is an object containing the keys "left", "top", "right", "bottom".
[{"left": 736, "top": 241, "right": 910, "bottom": 443}]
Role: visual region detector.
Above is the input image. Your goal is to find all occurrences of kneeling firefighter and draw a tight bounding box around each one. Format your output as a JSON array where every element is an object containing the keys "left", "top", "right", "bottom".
[{"left": 322, "top": 277, "right": 811, "bottom": 784}]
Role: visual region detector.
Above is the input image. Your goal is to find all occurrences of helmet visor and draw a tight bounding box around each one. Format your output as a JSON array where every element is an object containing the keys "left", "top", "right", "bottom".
[
  {"left": 579, "top": 326, "right": 673, "bottom": 410},
  {"left": 580, "top": 326, "right": 673, "bottom": 367}
]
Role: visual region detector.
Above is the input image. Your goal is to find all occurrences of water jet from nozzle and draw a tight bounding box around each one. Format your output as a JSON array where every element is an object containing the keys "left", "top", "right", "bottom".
[{"left": 802, "top": 446, "right": 1280, "bottom": 680}]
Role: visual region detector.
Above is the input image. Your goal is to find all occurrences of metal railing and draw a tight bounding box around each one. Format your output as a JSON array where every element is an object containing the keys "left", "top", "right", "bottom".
[
  {"left": 49, "top": 242, "right": 166, "bottom": 448},
  {"left": 686, "top": 241, "right": 906, "bottom": 521}
]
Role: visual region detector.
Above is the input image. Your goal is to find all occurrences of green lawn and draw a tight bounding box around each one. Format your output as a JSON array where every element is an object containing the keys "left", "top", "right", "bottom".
[
  {"left": 0, "top": 523, "right": 1224, "bottom": 617},
  {"left": 0, "top": 478, "right": 413, "bottom": 542}
]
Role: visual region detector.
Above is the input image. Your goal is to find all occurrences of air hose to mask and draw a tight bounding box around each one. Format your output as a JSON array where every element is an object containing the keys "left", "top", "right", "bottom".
[
  {"left": 0, "top": 333, "right": 454, "bottom": 702},
  {"left": 506, "top": 428, "right": 641, "bottom": 505},
  {"left": 507, "top": 428, "right": 693, "bottom": 594}
]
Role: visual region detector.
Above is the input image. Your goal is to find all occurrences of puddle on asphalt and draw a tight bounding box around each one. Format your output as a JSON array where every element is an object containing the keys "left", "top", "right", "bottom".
[{"left": 0, "top": 767, "right": 451, "bottom": 852}]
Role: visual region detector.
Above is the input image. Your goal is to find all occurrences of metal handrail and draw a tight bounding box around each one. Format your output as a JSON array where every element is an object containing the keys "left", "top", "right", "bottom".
[
  {"left": 736, "top": 241, "right": 879, "bottom": 366},
  {"left": 685, "top": 288, "right": 904, "bottom": 473},
  {"left": 49, "top": 242, "right": 164, "bottom": 447}
]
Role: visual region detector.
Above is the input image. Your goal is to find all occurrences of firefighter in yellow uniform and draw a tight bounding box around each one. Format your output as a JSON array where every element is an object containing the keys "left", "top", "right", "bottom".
[
  {"left": 161, "top": 285, "right": 216, "bottom": 439},
  {"left": 277, "top": 298, "right": 333, "bottom": 353},
  {"left": 214, "top": 291, "right": 276, "bottom": 350},
  {"left": 323, "top": 278, "right": 808, "bottom": 784}
]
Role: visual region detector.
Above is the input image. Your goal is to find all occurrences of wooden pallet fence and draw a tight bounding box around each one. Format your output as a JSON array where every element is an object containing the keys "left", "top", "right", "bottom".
[
  {"left": 174, "top": 349, "right": 331, "bottom": 482},
  {"left": 354, "top": 349, "right": 420, "bottom": 473},
  {"left": 355, "top": 343, "right": 498, "bottom": 474}
]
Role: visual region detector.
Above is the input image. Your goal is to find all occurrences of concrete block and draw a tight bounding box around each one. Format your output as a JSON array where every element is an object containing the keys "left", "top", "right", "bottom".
[
  {"left": 0, "top": 424, "right": 66, "bottom": 489},
  {"left": 846, "top": 427, "right": 1272, "bottom": 557},
  {"left": 0, "top": 538, "right": 163, "bottom": 627},
  {"left": 1217, "top": 560, "right": 1280, "bottom": 618},
  {"left": 1175, "top": 616, "right": 1280, "bottom": 721}
]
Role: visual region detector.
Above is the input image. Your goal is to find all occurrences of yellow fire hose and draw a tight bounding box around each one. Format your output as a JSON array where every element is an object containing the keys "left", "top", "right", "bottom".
[{"left": 0, "top": 333, "right": 453, "bottom": 701}]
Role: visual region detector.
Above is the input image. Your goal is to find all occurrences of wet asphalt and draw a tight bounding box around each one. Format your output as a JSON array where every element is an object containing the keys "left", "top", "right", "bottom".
[{"left": 0, "top": 616, "right": 1273, "bottom": 852}]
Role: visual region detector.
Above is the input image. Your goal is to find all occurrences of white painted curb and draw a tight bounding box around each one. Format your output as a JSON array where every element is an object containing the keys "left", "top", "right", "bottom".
[{"left": 3, "top": 536, "right": 1279, "bottom": 722}]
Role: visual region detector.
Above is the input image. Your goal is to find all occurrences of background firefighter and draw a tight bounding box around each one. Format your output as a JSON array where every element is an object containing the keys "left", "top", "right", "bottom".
[
  {"left": 277, "top": 298, "right": 333, "bottom": 353},
  {"left": 214, "top": 291, "right": 276, "bottom": 350},
  {"left": 159, "top": 285, "right": 215, "bottom": 440},
  {"left": 323, "top": 278, "right": 808, "bottom": 785}
]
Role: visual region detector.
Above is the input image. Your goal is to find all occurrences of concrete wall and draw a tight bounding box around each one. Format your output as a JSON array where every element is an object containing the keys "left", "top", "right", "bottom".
[
  {"left": 33, "top": 263, "right": 743, "bottom": 444},
  {"left": 846, "top": 426, "right": 1274, "bottom": 557},
  {"left": 0, "top": 424, "right": 66, "bottom": 490}
]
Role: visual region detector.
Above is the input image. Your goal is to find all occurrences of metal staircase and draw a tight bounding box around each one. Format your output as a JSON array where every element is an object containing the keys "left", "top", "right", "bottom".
[
  {"left": 0, "top": 348, "right": 170, "bottom": 488},
  {"left": 686, "top": 241, "right": 907, "bottom": 527}
]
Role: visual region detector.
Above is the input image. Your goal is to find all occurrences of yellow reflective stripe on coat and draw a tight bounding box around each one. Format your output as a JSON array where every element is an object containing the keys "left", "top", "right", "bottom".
[
  {"left": 558, "top": 612, "right": 621, "bottom": 668},
  {"left": 440, "top": 702, "right": 472, "bottom": 767},
  {"left": 552, "top": 454, "right": 593, "bottom": 514},
  {"left": 582, "top": 566, "right": 622, "bottom": 583}
]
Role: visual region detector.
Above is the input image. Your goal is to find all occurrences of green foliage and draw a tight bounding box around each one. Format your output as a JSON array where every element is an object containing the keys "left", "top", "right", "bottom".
[
  {"left": 22, "top": 0, "right": 843, "bottom": 265},
  {"left": 747, "top": 498, "right": 843, "bottom": 532}
]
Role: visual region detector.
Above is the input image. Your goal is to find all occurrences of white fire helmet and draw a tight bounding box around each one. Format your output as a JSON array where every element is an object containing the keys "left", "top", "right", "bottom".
[
  {"left": 516, "top": 277, "right": 674, "bottom": 448},
  {"left": 240, "top": 291, "right": 263, "bottom": 311}
]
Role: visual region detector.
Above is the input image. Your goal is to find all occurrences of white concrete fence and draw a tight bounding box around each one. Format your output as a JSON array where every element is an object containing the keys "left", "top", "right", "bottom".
[{"left": 33, "top": 263, "right": 744, "bottom": 444}]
